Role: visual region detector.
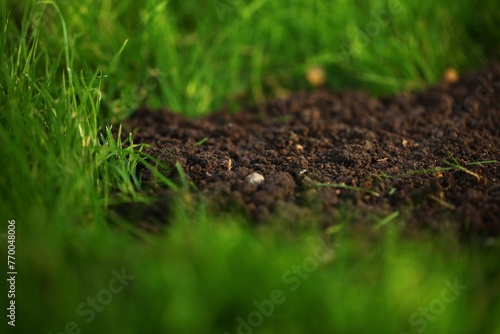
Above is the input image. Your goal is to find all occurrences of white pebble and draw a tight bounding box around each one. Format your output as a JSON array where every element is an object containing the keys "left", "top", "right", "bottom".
[{"left": 245, "top": 172, "right": 265, "bottom": 185}]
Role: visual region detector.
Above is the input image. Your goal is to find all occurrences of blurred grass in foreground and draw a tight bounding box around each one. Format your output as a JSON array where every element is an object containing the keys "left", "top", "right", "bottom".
[{"left": 14, "top": 211, "right": 500, "bottom": 333}]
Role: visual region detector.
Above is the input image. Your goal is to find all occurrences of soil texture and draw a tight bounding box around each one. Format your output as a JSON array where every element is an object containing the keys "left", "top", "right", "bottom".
[{"left": 120, "top": 63, "right": 500, "bottom": 238}]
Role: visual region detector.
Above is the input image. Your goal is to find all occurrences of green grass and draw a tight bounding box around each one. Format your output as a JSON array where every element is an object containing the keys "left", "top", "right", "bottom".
[{"left": 1, "top": 0, "right": 500, "bottom": 333}]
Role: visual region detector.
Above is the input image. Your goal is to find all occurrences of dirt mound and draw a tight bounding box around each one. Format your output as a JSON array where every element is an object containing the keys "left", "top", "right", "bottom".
[{"left": 121, "top": 63, "right": 500, "bottom": 237}]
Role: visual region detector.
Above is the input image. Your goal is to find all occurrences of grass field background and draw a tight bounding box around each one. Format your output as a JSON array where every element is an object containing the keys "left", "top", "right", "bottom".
[{"left": 1, "top": 0, "right": 500, "bottom": 333}]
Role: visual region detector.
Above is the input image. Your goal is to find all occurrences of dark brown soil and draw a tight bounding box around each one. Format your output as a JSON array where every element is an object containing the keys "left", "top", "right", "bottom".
[{"left": 120, "top": 63, "right": 500, "bottom": 238}]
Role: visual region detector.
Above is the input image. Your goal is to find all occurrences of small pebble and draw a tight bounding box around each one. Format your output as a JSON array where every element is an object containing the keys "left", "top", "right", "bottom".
[{"left": 245, "top": 172, "right": 265, "bottom": 185}]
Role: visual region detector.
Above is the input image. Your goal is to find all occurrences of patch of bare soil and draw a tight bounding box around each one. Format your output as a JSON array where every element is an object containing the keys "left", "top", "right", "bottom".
[{"left": 120, "top": 63, "right": 500, "bottom": 238}]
